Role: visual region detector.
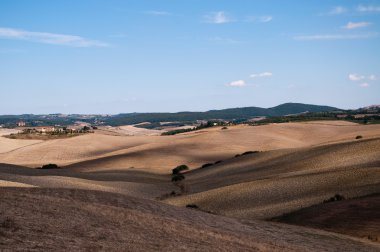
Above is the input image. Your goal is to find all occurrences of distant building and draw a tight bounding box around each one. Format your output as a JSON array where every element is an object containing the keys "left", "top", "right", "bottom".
[
  {"left": 354, "top": 114, "right": 377, "bottom": 119},
  {"left": 336, "top": 114, "right": 348, "bottom": 119},
  {"left": 17, "top": 121, "right": 26, "bottom": 127},
  {"left": 33, "top": 126, "right": 56, "bottom": 133},
  {"left": 249, "top": 117, "right": 267, "bottom": 122}
]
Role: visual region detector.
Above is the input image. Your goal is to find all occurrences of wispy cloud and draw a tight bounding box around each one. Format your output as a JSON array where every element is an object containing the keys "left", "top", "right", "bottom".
[
  {"left": 227, "top": 71, "right": 272, "bottom": 87},
  {"left": 356, "top": 5, "right": 380, "bottom": 13},
  {"left": 250, "top": 72, "right": 273, "bottom": 78},
  {"left": 349, "top": 73, "right": 377, "bottom": 82},
  {"left": 323, "top": 5, "right": 380, "bottom": 15},
  {"left": 227, "top": 80, "right": 246, "bottom": 87},
  {"left": 326, "top": 6, "right": 348, "bottom": 15},
  {"left": 144, "top": 10, "right": 172, "bottom": 16},
  {"left": 204, "top": 11, "right": 233, "bottom": 24},
  {"left": 348, "top": 73, "right": 375, "bottom": 88},
  {"left": 343, "top": 21, "right": 371, "bottom": 29},
  {"left": 0, "top": 27, "right": 108, "bottom": 47},
  {"left": 368, "top": 74, "right": 377, "bottom": 81},
  {"left": 203, "top": 11, "right": 273, "bottom": 24},
  {"left": 293, "top": 33, "right": 377, "bottom": 41},
  {"left": 349, "top": 73, "right": 365, "bottom": 81},
  {"left": 245, "top": 16, "right": 273, "bottom": 23}
]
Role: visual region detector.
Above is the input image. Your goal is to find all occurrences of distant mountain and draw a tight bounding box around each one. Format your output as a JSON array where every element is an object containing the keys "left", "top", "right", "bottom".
[
  {"left": 106, "top": 103, "right": 340, "bottom": 126},
  {"left": 0, "top": 103, "right": 341, "bottom": 127},
  {"left": 268, "top": 103, "right": 339, "bottom": 116},
  {"left": 359, "top": 105, "right": 380, "bottom": 110}
]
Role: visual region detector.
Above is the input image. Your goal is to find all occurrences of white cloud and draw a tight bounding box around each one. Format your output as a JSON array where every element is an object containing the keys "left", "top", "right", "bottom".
[
  {"left": 250, "top": 72, "right": 273, "bottom": 78},
  {"left": 349, "top": 74, "right": 365, "bottom": 81},
  {"left": 359, "top": 83, "right": 369, "bottom": 88},
  {"left": 0, "top": 27, "right": 108, "bottom": 47},
  {"left": 227, "top": 80, "right": 246, "bottom": 87},
  {"left": 368, "top": 74, "right": 377, "bottom": 81},
  {"left": 349, "top": 73, "right": 378, "bottom": 82},
  {"left": 145, "top": 10, "right": 172, "bottom": 16},
  {"left": 327, "top": 6, "right": 348, "bottom": 15},
  {"left": 322, "top": 5, "right": 380, "bottom": 15},
  {"left": 259, "top": 16, "right": 273, "bottom": 23},
  {"left": 245, "top": 16, "right": 273, "bottom": 23},
  {"left": 204, "top": 11, "right": 232, "bottom": 24},
  {"left": 343, "top": 21, "right": 371, "bottom": 29},
  {"left": 293, "top": 33, "right": 377, "bottom": 41},
  {"left": 357, "top": 5, "right": 380, "bottom": 12}
]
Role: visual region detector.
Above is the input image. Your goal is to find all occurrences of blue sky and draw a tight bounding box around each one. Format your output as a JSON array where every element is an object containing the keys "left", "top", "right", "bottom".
[{"left": 0, "top": 0, "right": 379, "bottom": 114}]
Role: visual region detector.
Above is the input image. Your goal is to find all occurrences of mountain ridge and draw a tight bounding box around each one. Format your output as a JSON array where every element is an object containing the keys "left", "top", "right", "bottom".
[
  {"left": 108, "top": 102, "right": 339, "bottom": 125},
  {"left": 0, "top": 102, "right": 341, "bottom": 127}
]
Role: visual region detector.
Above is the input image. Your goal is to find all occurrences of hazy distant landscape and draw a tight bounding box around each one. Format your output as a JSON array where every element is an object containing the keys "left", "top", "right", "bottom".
[{"left": 1, "top": 0, "right": 380, "bottom": 251}]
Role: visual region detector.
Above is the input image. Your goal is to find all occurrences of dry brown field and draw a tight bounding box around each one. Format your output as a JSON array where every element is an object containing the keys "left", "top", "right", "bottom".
[{"left": 1, "top": 121, "right": 379, "bottom": 251}]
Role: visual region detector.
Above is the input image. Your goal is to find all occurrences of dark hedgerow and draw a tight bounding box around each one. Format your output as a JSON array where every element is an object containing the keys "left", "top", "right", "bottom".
[
  {"left": 186, "top": 204, "right": 199, "bottom": 209},
  {"left": 201, "top": 163, "right": 213, "bottom": 169},
  {"left": 323, "top": 194, "right": 345, "bottom": 203},
  {"left": 241, "top": 151, "right": 259, "bottom": 156},
  {"left": 38, "top": 164, "right": 59, "bottom": 169}
]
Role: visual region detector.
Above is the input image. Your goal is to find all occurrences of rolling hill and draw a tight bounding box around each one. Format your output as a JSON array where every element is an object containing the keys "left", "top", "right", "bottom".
[
  {"left": 1, "top": 187, "right": 379, "bottom": 251},
  {"left": 1, "top": 120, "right": 379, "bottom": 250},
  {"left": 106, "top": 103, "right": 339, "bottom": 125}
]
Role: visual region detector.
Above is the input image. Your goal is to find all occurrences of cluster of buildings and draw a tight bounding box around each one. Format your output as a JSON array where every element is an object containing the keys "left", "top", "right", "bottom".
[
  {"left": 17, "top": 121, "right": 26, "bottom": 127},
  {"left": 17, "top": 121, "right": 94, "bottom": 134}
]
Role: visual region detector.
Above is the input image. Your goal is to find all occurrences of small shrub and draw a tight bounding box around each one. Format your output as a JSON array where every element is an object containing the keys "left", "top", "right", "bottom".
[
  {"left": 39, "top": 163, "right": 59, "bottom": 169},
  {"left": 356, "top": 135, "right": 363, "bottom": 139},
  {"left": 221, "top": 127, "right": 228, "bottom": 130},
  {"left": 172, "top": 165, "right": 189, "bottom": 175},
  {"left": 82, "top": 126, "right": 91, "bottom": 131},
  {"left": 186, "top": 204, "right": 199, "bottom": 209},
  {"left": 171, "top": 165, "right": 189, "bottom": 194},
  {"left": 235, "top": 154, "right": 241, "bottom": 158},
  {"left": 201, "top": 163, "right": 213, "bottom": 168},
  {"left": 214, "top": 160, "right": 222, "bottom": 164},
  {"left": 323, "top": 194, "right": 345, "bottom": 203}
]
